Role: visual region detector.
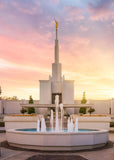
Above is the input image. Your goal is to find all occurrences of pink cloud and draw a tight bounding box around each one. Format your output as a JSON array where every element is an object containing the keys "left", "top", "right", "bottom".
[{"left": 64, "top": 6, "right": 84, "bottom": 22}]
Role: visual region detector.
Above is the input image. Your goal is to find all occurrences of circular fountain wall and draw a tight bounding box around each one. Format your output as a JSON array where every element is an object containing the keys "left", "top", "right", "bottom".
[
  {"left": 6, "top": 128, "right": 108, "bottom": 151},
  {"left": 5, "top": 96, "right": 109, "bottom": 151}
]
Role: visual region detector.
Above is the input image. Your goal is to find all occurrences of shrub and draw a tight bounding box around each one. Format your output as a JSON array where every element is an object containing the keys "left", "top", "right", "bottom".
[
  {"left": 79, "top": 107, "right": 86, "bottom": 114},
  {"left": 0, "top": 122, "right": 5, "bottom": 127},
  {"left": 20, "top": 108, "right": 27, "bottom": 114},
  {"left": 110, "top": 122, "right": 114, "bottom": 127},
  {"left": 64, "top": 114, "right": 70, "bottom": 117},
  {"left": 28, "top": 107, "right": 35, "bottom": 114},
  {"left": 88, "top": 107, "right": 95, "bottom": 116}
]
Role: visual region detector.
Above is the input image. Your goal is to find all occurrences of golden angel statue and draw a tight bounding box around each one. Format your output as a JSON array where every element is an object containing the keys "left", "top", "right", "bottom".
[{"left": 55, "top": 19, "right": 58, "bottom": 29}]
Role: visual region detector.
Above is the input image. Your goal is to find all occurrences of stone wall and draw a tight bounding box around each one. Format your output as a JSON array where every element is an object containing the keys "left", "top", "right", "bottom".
[{"left": 1, "top": 99, "right": 114, "bottom": 115}]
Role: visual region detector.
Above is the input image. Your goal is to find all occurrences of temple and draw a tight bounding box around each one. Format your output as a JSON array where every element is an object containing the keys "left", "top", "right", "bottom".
[
  {"left": 20, "top": 22, "right": 93, "bottom": 114},
  {"left": 39, "top": 21, "right": 74, "bottom": 104}
]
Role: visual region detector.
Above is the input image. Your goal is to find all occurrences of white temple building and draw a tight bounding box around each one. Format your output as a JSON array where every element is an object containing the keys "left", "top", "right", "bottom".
[
  {"left": 19, "top": 21, "right": 94, "bottom": 114},
  {"left": 39, "top": 21, "right": 74, "bottom": 105}
]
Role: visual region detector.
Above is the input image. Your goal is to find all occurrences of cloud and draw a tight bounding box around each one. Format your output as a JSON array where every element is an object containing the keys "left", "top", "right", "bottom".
[
  {"left": 88, "top": 0, "right": 114, "bottom": 21},
  {"left": 80, "top": 25, "right": 88, "bottom": 32},
  {"left": 89, "top": 0, "right": 113, "bottom": 11},
  {"left": 64, "top": 6, "right": 84, "bottom": 22}
]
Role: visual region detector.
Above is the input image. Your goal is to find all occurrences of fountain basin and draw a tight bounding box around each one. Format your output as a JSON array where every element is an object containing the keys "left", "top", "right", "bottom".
[{"left": 6, "top": 129, "right": 109, "bottom": 151}]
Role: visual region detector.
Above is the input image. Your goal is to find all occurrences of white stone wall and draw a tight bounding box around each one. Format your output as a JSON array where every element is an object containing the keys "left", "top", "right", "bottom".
[
  {"left": 65, "top": 108, "right": 74, "bottom": 115},
  {"left": 52, "top": 63, "right": 62, "bottom": 81},
  {"left": 0, "top": 100, "right": 2, "bottom": 114},
  {"left": 52, "top": 81, "right": 62, "bottom": 93},
  {"left": 111, "top": 99, "right": 114, "bottom": 114},
  {"left": 39, "top": 80, "right": 51, "bottom": 104},
  {"left": 1, "top": 99, "right": 114, "bottom": 115},
  {"left": 63, "top": 80, "right": 74, "bottom": 104},
  {"left": 89, "top": 100, "right": 110, "bottom": 115},
  {"left": 71, "top": 115, "right": 111, "bottom": 130},
  {"left": 4, "top": 100, "right": 22, "bottom": 114}
]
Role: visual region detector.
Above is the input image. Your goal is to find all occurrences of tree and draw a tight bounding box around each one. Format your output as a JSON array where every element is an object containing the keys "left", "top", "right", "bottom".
[
  {"left": 88, "top": 107, "right": 95, "bottom": 116},
  {"left": 28, "top": 107, "right": 35, "bottom": 114},
  {"left": 29, "top": 95, "right": 34, "bottom": 104},
  {"left": 81, "top": 92, "right": 87, "bottom": 104},
  {"left": 3, "top": 96, "right": 18, "bottom": 100},
  {"left": 79, "top": 107, "right": 86, "bottom": 114},
  {"left": 0, "top": 86, "right": 2, "bottom": 95},
  {"left": 12, "top": 96, "right": 18, "bottom": 100},
  {"left": 28, "top": 95, "right": 35, "bottom": 114},
  {"left": 79, "top": 92, "right": 87, "bottom": 114}
]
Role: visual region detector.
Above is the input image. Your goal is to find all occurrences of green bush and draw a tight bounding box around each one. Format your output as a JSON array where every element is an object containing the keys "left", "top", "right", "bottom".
[
  {"left": 20, "top": 108, "right": 27, "bottom": 114},
  {"left": 0, "top": 122, "right": 5, "bottom": 127},
  {"left": 88, "top": 107, "right": 95, "bottom": 115},
  {"left": 79, "top": 107, "right": 86, "bottom": 114},
  {"left": 28, "top": 107, "right": 35, "bottom": 114},
  {"left": 64, "top": 114, "right": 70, "bottom": 117},
  {"left": 110, "top": 122, "right": 114, "bottom": 127}
]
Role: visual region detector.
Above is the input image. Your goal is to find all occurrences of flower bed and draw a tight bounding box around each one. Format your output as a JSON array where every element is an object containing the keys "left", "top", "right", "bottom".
[{"left": 9, "top": 114, "right": 37, "bottom": 117}]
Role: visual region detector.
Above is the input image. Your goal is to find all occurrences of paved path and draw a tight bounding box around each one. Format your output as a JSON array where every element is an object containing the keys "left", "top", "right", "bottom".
[{"left": 0, "top": 133, "right": 114, "bottom": 160}]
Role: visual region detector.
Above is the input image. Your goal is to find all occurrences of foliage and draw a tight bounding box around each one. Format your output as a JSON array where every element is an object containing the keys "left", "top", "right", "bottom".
[
  {"left": 110, "top": 122, "right": 114, "bottom": 127},
  {"left": 20, "top": 108, "right": 27, "bottom": 114},
  {"left": 79, "top": 107, "right": 86, "bottom": 114},
  {"left": 0, "top": 122, "right": 5, "bottom": 127},
  {"left": 27, "top": 96, "right": 35, "bottom": 114},
  {"left": 81, "top": 92, "right": 87, "bottom": 104},
  {"left": 29, "top": 95, "right": 34, "bottom": 104},
  {"left": 28, "top": 107, "right": 35, "bottom": 114},
  {"left": 0, "top": 86, "right": 1, "bottom": 95},
  {"left": 64, "top": 114, "right": 70, "bottom": 117},
  {"left": 88, "top": 107, "right": 95, "bottom": 115},
  {"left": 2, "top": 96, "right": 18, "bottom": 100}
]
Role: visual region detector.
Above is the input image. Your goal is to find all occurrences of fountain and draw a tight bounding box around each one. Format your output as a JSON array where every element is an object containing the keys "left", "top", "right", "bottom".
[
  {"left": 75, "top": 118, "right": 78, "bottom": 132},
  {"left": 60, "top": 103, "right": 63, "bottom": 131},
  {"left": 37, "top": 119, "right": 40, "bottom": 132},
  {"left": 6, "top": 95, "right": 109, "bottom": 151},
  {"left": 55, "top": 95, "right": 59, "bottom": 132},
  {"left": 41, "top": 117, "right": 46, "bottom": 132},
  {"left": 50, "top": 109, "right": 53, "bottom": 131}
]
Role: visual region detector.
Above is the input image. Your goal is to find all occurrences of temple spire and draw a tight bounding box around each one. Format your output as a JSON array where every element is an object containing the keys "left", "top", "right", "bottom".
[
  {"left": 55, "top": 20, "right": 58, "bottom": 40},
  {"left": 54, "top": 20, "right": 59, "bottom": 63}
]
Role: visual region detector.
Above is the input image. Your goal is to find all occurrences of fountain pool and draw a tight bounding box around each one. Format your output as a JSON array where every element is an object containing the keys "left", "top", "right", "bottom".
[
  {"left": 6, "top": 96, "right": 109, "bottom": 151},
  {"left": 6, "top": 128, "right": 108, "bottom": 151},
  {"left": 16, "top": 128, "right": 97, "bottom": 132}
]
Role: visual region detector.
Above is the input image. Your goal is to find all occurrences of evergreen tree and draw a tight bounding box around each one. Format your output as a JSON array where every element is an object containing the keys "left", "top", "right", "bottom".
[
  {"left": 79, "top": 92, "right": 87, "bottom": 114},
  {"left": 81, "top": 92, "right": 87, "bottom": 104},
  {"left": 28, "top": 95, "right": 35, "bottom": 114},
  {"left": 29, "top": 95, "right": 34, "bottom": 104}
]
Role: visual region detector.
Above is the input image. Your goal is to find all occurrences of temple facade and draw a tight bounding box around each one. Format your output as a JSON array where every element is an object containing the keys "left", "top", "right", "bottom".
[{"left": 39, "top": 21, "right": 74, "bottom": 104}]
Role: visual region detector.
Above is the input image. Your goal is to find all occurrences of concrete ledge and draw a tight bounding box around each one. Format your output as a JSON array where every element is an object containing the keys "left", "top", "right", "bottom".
[
  {"left": 8, "top": 142, "right": 107, "bottom": 151},
  {"left": 71, "top": 115, "right": 111, "bottom": 130},
  {"left": 6, "top": 129, "right": 109, "bottom": 151}
]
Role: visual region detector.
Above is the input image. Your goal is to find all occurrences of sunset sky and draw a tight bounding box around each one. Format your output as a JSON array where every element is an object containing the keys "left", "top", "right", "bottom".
[{"left": 0, "top": 0, "right": 114, "bottom": 100}]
